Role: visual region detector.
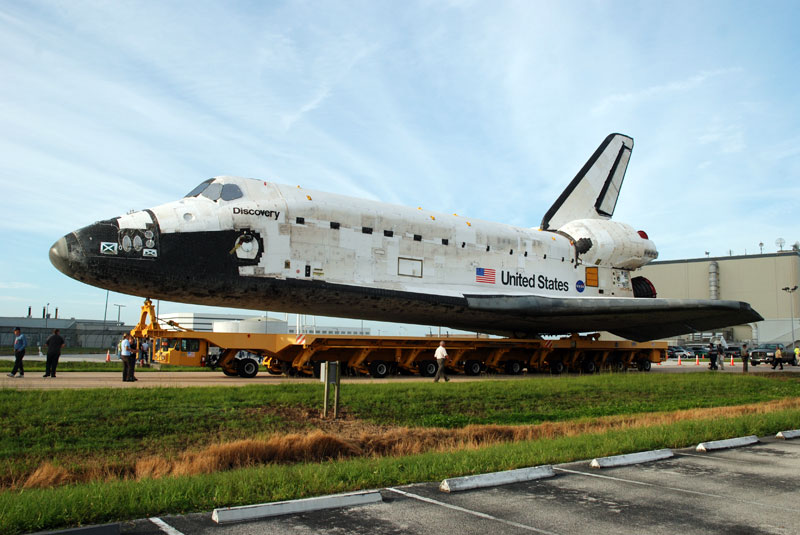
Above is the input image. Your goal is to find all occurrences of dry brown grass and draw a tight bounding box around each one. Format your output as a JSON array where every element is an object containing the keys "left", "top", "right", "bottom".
[
  {"left": 23, "top": 462, "right": 72, "bottom": 489},
  {"left": 16, "top": 397, "right": 800, "bottom": 490}
]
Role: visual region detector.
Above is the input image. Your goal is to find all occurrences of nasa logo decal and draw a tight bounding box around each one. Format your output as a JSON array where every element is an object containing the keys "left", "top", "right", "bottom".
[{"left": 576, "top": 280, "right": 585, "bottom": 293}]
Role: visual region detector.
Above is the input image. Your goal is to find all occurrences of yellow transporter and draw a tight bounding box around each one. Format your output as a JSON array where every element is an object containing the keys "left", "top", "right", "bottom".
[{"left": 130, "top": 300, "right": 666, "bottom": 378}]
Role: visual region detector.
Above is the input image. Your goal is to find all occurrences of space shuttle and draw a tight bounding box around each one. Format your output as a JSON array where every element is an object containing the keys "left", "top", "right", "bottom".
[{"left": 49, "top": 133, "right": 762, "bottom": 341}]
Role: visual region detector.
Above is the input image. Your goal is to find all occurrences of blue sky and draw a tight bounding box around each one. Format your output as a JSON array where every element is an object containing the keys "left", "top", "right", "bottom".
[{"left": 1, "top": 0, "right": 799, "bottom": 330}]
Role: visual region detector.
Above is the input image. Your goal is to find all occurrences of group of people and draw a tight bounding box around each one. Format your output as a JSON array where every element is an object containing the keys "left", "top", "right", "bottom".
[
  {"left": 7, "top": 326, "right": 65, "bottom": 378},
  {"left": 6, "top": 327, "right": 150, "bottom": 382},
  {"left": 707, "top": 340, "right": 733, "bottom": 370}
]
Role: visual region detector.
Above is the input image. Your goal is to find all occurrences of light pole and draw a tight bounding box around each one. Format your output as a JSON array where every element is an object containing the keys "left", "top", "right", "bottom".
[
  {"left": 113, "top": 304, "right": 126, "bottom": 326},
  {"left": 782, "top": 286, "right": 798, "bottom": 348},
  {"left": 102, "top": 290, "right": 109, "bottom": 348}
]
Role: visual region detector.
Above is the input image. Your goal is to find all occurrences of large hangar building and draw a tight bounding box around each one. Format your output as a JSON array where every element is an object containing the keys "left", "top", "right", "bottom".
[{"left": 638, "top": 251, "right": 800, "bottom": 346}]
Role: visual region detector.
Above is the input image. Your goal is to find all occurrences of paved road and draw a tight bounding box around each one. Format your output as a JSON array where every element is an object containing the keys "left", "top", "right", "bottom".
[
  {"left": 118, "top": 436, "right": 799, "bottom": 535},
  {"left": 1, "top": 358, "right": 797, "bottom": 390}
]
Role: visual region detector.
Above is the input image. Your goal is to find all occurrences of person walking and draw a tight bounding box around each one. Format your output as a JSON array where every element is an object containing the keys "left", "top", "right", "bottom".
[
  {"left": 433, "top": 341, "right": 449, "bottom": 382},
  {"left": 795, "top": 346, "right": 799, "bottom": 365},
  {"left": 717, "top": 341, "right": 725, "bottom": 370},
  {"left": 772, "top": 346, "right": 784, "bottom": 370},
  {"left": 8, "top": 327, "right": 27, "bottom": 378},
  {"left": 43, "top": 329, "right": 65, "bottom": 378}
]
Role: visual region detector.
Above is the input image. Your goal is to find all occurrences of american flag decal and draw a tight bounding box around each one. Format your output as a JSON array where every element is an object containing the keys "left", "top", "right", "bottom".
[{"left": 476, "top": 267, "right": 496, "bottom": 284}]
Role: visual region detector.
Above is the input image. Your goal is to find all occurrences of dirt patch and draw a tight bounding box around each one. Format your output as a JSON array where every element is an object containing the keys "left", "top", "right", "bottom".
[{"left": 19, "top": 397, "right": 800, "bottom": 490}]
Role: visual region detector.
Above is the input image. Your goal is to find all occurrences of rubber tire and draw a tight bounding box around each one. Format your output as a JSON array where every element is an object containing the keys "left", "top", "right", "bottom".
[
  {"left": 639, "top": 360, "right": 652, "bottom": 372},
  {"left": 549, "top": 361, "right": 565, "bottom": 375},
  {"left": 419, "top": 360, "right": 438, "bottom": 377},
  {"left": 312, "top": 361, "right": 322, "bottom": 379},
  {"left": 505, "top": 360, "right": 523, "bottom": 375},
  {"left": 237, "top": 358, "right": 259, "bottom": 378},
  {"left": 222, "top": 367, "right": 238, "bottom": 377},
  {"left": 369, "top": 361, "right": 390, "bottom": 378},
  {"left": 582, "top": 360, "right": 597, "bottom": 374},
  {"left": 464, "top": 360, "right": 482, "bottom": 376},
  {"left": 610, "top": 360, "right": 625, "bottom": 373}
]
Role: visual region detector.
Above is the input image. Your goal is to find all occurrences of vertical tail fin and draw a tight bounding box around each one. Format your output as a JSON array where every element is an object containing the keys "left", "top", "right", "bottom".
[{"left": 540, "top": 133, "right": 634, "bottom": 231}]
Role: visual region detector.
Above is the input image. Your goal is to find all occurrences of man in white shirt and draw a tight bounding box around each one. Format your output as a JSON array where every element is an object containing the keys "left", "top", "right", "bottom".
[{"left": 433, "top": 341, "right": 449, "bottom": 382}]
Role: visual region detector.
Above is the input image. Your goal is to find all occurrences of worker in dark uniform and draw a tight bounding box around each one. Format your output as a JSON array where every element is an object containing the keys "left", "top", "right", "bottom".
[
  {"left": 741, "top": 343, "right": 749, "bottom": 373},
  {"left": 708, "top": 342, "right": 717, "bottom": 370},
  {"left": 43, "top": 328, "right": 65, "bottom": 377}
]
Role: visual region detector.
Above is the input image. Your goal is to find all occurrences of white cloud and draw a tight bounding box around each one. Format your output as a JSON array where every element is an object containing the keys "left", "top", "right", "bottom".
[
  {"left": 592, "top": 68, "right": 742, "bottom": 115},
  {"left": 0, "top": 282, "right": 37, "bottom": 290}
]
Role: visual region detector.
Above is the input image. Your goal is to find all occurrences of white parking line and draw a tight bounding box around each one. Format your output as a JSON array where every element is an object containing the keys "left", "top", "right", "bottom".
[
  {"left": 386, "top": 487, "right": 561, "bottom": 535},
  {"left": 553, "top": 467, "right": 794, "bottom": 511},
  {"left": 149, "top": 517, "right": 186, "bottom": 535}
]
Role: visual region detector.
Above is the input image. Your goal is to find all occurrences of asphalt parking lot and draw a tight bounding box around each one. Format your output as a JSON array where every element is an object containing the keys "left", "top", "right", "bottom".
[{"left": 118, "top": 436, "right": 799, "bottom": 535}]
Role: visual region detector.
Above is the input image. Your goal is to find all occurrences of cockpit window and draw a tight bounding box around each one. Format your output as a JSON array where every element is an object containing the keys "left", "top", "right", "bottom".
[
  {"left": 220, "top": 183, "right": 243, "bottom": 201},
  {"left": 201, "top": 182, "right": 223, "bottom": 201},
  {"left": 185, "top": 179, "right": 244, "bottom": 202},
  {"left": 184, "top": 179, "right": 214, "bottom": 198}
]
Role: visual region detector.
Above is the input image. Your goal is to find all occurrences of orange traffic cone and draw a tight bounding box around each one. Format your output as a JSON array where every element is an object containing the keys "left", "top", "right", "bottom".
[
  {"left": 730, "top": 354, "right": 735, "bottom": 366},
  {"left": 695, "top": 354, "right": 700, "bottom": 365},
  {"left": 678, "top": 354, "right": 682, "bottom": 366},
  {"left": 105, "top": 350, "right": 110, "bottom": 362}
]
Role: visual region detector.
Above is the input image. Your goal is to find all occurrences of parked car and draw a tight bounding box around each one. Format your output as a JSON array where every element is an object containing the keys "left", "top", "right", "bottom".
[
  {"left": 749, "top": 344, "right": 797, "bottom": 366},
  {"left": 687, "top": 345, "right": 710, "bottom": 358},
  {"left": 667, "top": 346, "right": 694, "bottom": 359},
  {"left": 724, "top": 345, "right": 742, "bottom": 358}
]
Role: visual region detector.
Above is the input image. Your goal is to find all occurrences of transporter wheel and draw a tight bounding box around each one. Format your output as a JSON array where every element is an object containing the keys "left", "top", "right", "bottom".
[
  {"left": 505, "top": 360, "right": 523, "bottom": 375},
  {"left": 419, "top": 360, "right": 438, "bottom": 377},
  {"left": 464, "top": 360, "right": 482, "bottom": 376},
  {"left": 549, "top": 361, "right": 564, "bottom": 375},
  {"left": 792, "top": 358, "right": 798, "bottom": 366},
  {"left": 582, "top": 360, "right": 597, "bottom": 374},
  {"left": 369, "top": 361, "right": 390, "bottom": 378},
  {"left": 237, "top": 358, "right": 260, "bottom": 378},
  {"left": 312, "top": 361, "right": 322, "bottom": 379},
  {"left": 638, "top": 359, "right": 651, "bottom": 372},
  {"left": 610, "top": 359, "right": 625, "bottom": 373},
  {"left": 222, "top": 367, "right": 238, "bottom": 377}
]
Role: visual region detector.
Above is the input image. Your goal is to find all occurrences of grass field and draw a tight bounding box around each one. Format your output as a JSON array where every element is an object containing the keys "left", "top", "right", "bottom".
[{"left": 1, "top": 372, "right": 799, "bottom": 533}]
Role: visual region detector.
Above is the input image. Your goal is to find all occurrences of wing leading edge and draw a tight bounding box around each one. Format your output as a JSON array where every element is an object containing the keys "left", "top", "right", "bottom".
[{"left": 464, "top": 294, "right": 763, "bottom": 342}]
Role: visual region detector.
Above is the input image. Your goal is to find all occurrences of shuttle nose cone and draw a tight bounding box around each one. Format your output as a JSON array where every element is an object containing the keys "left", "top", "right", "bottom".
[
  {"left": 49, "top": 235, "right": 71, "bottom": 275},
  {"left": 49, "top": 231, "right": 87, "bottom": 280}
]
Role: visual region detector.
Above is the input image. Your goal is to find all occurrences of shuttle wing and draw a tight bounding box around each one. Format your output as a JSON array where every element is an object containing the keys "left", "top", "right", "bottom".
[
  {"left": 464, "top": 294, "right": 763, "bottom": 342},
  {"left": 541, "top": 133, "right": 633, "bottom": 231}
]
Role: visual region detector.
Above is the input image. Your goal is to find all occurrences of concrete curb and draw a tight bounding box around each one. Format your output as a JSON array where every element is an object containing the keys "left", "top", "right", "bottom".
[
  {"left": 696, "top": 435, "right": 759, "bottom": 452},
  {"left": 211, "top": 490, "right": 383, "bottom": 524},
  {"left": 589, "top": 448, "right": 673, "bottom": 469},
  {"left": 776, "top": 429, "right": 800, "bottom": 439},
  {"left": 439, "top": 465, "right": 555, "bottom": 492}
]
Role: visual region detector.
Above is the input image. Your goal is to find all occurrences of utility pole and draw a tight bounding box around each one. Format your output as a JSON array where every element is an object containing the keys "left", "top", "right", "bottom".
[{"left": 782, "top": 285, "right": 798, "bottom": 348}]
